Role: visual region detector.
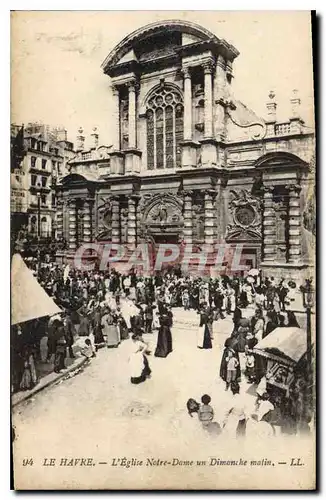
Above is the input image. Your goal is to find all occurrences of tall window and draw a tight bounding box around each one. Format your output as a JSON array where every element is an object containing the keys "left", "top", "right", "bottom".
[
  {"left": 41, "top": 217, "right": 48, "bottom": 237},
  {"left": 146, "top": 86, "right": 183, "bottom": 170},
  {"left": 30, "top": 156, "right": 37, "bottom": 169}
]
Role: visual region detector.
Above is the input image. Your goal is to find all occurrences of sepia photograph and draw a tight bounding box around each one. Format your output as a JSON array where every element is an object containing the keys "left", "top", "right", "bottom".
[{"left": 10, "top": 10, "right": 316, "bottom": 490}]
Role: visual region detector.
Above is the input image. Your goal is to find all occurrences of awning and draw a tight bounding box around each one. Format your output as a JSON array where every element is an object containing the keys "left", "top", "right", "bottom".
[
  {"left": 11, "top": 253, "right": 61, "bottom": 325},
  {"left": 253, "top": 327, "right": 307, "bottom": 364}
]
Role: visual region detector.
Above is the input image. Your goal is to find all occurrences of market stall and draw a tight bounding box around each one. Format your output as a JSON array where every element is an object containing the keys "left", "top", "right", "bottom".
[
  {"left": 11, "top": 254, "right": 62, "bottom": 392},
  {"left": 253, "top": 327, "right": 307, "bottom": 398}
]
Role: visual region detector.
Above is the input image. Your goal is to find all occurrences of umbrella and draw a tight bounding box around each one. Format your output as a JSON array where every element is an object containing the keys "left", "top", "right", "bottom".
[{"left": 248, "top": 268, "right": 259, "bottom": 276}]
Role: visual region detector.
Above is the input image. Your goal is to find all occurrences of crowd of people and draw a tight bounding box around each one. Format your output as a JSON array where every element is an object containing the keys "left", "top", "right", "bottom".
[{"left": 11, "top": 258, "right": 310, "bottom": 437}]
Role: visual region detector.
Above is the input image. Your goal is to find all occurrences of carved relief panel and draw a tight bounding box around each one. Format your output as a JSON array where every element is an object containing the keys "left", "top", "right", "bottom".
[
  {"left": 273, "top": 187, "right": 289, "bottom": 262},
  {"left": 96, "top": 197, "right": 112, "bottom": 241},
  {"left": 226, "top": 189, "right": 262, "bottom": 241},
  {"left": 192, "top": 192, "right": 205, "bottom": 242},
  {"left": 138, "top": 193, "right": 184, "bottom": 239}
]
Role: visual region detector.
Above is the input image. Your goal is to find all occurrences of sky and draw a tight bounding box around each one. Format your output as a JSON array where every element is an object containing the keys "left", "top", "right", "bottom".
[{"left": 11, "top": 11, "right": 315, "bottom": 148}]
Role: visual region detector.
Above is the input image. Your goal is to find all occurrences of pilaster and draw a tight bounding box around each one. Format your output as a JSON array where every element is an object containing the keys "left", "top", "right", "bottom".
[
  {"left": 111, "top": 196, "right": 121, "bottom": 243},
  {"left": 286, "top": 184, "right": 302, "bottom": 263},
  {"left": 262, "top": 186, "right": 276, "bottom": 262},
  {"left": 127, "top": 195, "right": 139, "bottom": 245},
  {"left": 204, "top": 189, "right": 217, "bottom": 244},
  {"left": 183, "top": 190, "right": 193, "bottom": 245},
  {"left": 68, "top": 199, "right": 76, "bottom": 251}
]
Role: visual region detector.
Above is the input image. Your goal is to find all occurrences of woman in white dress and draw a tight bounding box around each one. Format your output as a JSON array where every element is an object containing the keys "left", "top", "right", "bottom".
[
  {"left": 129, "top": 335, "right": 151, "bottom": 384},
  {"left": 222, "top": 383, "right": 251, "bottom": 438}
]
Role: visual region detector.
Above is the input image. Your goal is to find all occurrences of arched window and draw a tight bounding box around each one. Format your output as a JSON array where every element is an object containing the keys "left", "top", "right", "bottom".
[{"left": 146, "top": 86, "right": 183, "bottom": 170}]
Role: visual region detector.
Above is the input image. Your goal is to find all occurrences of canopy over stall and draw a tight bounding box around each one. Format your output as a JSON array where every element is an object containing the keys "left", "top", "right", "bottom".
[
  {"left": 253, "top": 327, "right": 307, "bottom": 397},
  {"left": 11, "top": 253, "right": 61, "bottom": 325},
  {"left": 254, "top": 327, "right": 307, "bottom": 365}
]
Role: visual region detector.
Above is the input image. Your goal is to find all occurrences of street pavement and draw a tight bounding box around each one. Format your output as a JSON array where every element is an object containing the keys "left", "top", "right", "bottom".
[{"left": 12, "top": 308, "right": 311, "bottom": 490}]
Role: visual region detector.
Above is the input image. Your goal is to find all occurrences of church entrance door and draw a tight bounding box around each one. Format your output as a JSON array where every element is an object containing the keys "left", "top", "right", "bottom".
[{"left": 152, "top": 233, "right": 179, "bottom": 245}]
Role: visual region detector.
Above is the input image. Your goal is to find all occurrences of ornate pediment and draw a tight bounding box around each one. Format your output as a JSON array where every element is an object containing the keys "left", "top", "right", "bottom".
[
  {"left": 101, "top": 20, "right": 239, "bottom": 74},
  {"left": 226, "top": 189, "right": 262, "bottom": 241}
]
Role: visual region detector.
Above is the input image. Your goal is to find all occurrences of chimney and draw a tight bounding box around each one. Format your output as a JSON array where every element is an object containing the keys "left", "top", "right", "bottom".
[
  {"left": 76, "top": 127, "right": 85, "bottom": 152},
  {"left": 90, "top": 127, "right": 99, "bottom": 149},
  {"left": 56, "top": 128, "right": 68, "bottom": 142}
]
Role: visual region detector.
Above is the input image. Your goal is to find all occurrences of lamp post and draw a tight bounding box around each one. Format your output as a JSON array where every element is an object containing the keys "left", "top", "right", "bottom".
[
  {"left": 36, "top": 181, "right": 42, "bottom": 265},
  {"left": 299, "top": 278, "right": 315, "bottom": 427},
  {"left": 300, "top": 278, "right": 314, "bottom": 369}
]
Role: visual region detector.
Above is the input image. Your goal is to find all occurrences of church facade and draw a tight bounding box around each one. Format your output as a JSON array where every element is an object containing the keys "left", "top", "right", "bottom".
[{"left": 56, "top": 20, "right": 315, "bottom": 278}]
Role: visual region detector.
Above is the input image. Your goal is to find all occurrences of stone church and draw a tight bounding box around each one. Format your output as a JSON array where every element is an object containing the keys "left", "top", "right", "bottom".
[{"left": 56, "top": 20, "right": 315, "bottom": 278}]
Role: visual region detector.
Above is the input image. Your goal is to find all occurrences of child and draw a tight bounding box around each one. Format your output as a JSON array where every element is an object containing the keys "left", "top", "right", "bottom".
[
  {"left": 153, "top": 311, "right": 160, "bottom": 330},
  {"left": 81, "top": 338, "right": 96, "bottom": 359},
  {"left": 198, "top": 394, "right": 214, "bottom": 428},
  {"left": 226, "top": 351, "right": 239, "bottom": 391},
  {"left": 186, "top": 398, "right": 200, "bottom": 417},
  {"left": 245, "top": 347, "right": 255, "bottom": 383}
]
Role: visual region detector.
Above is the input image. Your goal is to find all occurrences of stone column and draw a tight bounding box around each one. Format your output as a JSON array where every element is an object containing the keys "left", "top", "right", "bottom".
[
  {"left": 183, "top": 191, "right": 193, "bottom": 245},
  {"left": 182, "top": 67, "right": 192, "bottom": 141},
  {"left": 111, "top": 196, "right": 120, "bottom": 243},
  {"left": 204, "top": 189, "right": 217, "bottom": 244},
  {"left": 215, "top": 54, "right": 226, "bottom": 141},
  {"left": 286, "top": 184, "right": 302, "bottom": 262},
  {"left": 128, "top": 81, "right": 137, "bottom": 148},
  {"left": 68, "top": 199, "right": 76, "bottom": 251},
  {"left": 112, "top": 86, "right": 120, "bottom": 151},
  {"left": 203, "top": 60, "right": 214, "bottom": 139},
  {"left": 127, "top": 195, "right": 138, "bottom": 245},
  {"left": 262, "top": 187, "right": 277, "bottom": 261}
]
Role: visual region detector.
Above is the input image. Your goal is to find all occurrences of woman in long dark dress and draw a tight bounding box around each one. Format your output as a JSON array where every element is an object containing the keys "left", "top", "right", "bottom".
[
  {"left": 219, "top": 332, "right": 241, "bottom": 383},
  {"left": 117, "top": 307, "right": 129, "bottom": 340},
  {"left": 154, "top": 306, "right": 173, "bottom": 358},
  {"left": 197, "top": 304, "right": 212, "bottom": 349},
  {"left": 263, "top": 311, "right": 278, "bottom": 339},
  {"left": 286, "top": 311, "right": 300, "bottom": 328},
  {"left": 53, "top": 326, "right": 67, "bottom": 373},
  {"left": 92, "top": 304, "right": 105, "bottom": 349}
]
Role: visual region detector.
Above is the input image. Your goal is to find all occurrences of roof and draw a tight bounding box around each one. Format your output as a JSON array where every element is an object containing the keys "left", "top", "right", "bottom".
[
  {"left": 11, "top": 254, "right": 61, "bottom": 325},
  {"left": 59, "top": 171, "right": 100, "bottom": 185},
  {"left": 253, "top": 327, "right": 307, "bottom": 364}
]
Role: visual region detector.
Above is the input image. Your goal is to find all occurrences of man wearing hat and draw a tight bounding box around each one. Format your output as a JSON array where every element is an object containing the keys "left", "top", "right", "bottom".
[{"left": 63, "top": 310, "right": 76, "bottom": 359}]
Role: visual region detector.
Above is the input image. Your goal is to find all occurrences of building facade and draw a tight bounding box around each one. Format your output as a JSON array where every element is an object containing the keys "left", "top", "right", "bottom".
[
  {"left": 11, "top": 123, "right": 76, "bottom": 249},
  {"left": 56, "top": 20, "right": 315, "bottom": 278}
]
